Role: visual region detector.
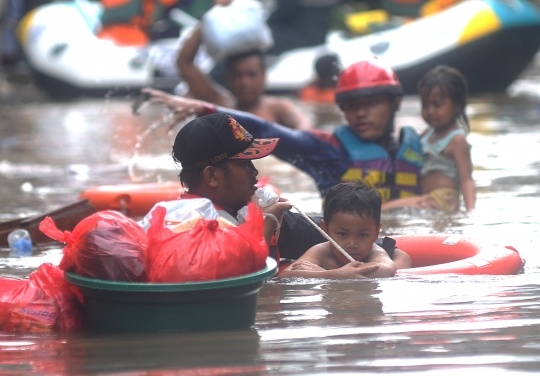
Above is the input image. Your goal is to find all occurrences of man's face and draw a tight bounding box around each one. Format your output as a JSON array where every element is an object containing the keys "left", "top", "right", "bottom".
[
  {"left": 217, "top": 159, "right": 259, "bottom": 214},
  {"left": 341, "top": 94, "right": 398, "bottom": 142},
  {"left": 226, "top": 56, "right": 265, "bottom": 107}
]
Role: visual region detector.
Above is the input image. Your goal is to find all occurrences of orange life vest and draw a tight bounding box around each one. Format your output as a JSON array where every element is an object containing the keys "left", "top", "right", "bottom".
[{"left": 98, "top": 0, "right": 177, "bottom": 45}]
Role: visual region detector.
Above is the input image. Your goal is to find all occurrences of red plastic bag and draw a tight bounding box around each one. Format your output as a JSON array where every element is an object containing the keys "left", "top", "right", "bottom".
[
  {"left": 147, "top": 203, "right": 268, "bottom": 283},
  {"left": 39, "top": 210, "right": 148, "bottom": 282},
  {"left": 0, "top": 263, "right": 86, "bottom": 332}
]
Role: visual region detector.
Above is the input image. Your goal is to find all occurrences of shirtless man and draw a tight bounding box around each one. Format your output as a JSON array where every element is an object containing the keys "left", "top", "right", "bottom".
[{"left": 176, "top": 8, "right": 313, "bottom": 130}]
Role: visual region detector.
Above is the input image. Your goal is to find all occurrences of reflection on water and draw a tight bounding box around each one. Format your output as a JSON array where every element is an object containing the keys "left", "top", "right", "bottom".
[{"left": 2, "top": 65, "right": 540, "bottom": 373}]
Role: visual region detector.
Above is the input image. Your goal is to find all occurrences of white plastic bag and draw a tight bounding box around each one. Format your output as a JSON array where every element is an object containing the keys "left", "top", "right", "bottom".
[
  {"left": 201, "top": 0, "right": 274, "bottom": 61},
  {"left": 138, "top": 198, "right": 219, "bottom": 232}
]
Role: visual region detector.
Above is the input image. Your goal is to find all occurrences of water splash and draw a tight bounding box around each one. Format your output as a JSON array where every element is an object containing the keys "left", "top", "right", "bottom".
[{"left": 128, "top": 106, "right": 194, "bottom": 183}]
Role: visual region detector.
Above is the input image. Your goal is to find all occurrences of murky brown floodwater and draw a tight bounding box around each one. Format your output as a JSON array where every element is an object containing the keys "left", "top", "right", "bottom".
[{"left": 2, "top": 56, "right": 540, "bottom": 374}]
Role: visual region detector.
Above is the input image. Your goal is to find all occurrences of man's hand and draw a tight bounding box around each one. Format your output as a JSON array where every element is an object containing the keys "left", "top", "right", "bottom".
[
  {"left": 256, "top": 197, "right": 291, "bottom": 246},
  {"left": 261, "top": 197, "right": 291, "bottom": 223}
]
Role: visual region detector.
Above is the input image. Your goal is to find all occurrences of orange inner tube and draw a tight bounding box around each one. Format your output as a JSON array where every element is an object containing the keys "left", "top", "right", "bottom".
[
  {"left": 80, "top": 183, "right": 186, "bottom": 217},
  {"left": 79, "top": 180, "right": 281, "bottom": 218},
  {"left": 394, "top": 234, "right": 523, "bottom": 275}
]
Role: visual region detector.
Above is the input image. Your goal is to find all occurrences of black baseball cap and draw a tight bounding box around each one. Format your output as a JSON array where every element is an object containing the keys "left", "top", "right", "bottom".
[{"left": 173, "top": 113, "right": 279, "bottom": 170}]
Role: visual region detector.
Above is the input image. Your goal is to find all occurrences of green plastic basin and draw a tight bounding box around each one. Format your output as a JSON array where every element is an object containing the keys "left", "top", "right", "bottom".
[{"left": 65, "top": 257, "right": 277, "bottom": 334}]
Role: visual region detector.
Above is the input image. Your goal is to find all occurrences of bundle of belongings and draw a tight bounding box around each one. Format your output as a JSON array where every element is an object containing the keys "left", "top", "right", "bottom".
[{"left": 0, "top": 192, "right": 270, "bottom": 333}]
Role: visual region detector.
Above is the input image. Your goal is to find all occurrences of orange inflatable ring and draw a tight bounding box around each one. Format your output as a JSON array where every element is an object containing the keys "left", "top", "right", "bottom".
[
  {"left": 277, "top": 234, "right": 523, "bottom": 276},
  {"left": 79, "top": 179, "right": 281, "bottom": 217},
  {"left": 80, "top": 182, "right": 186, "bottom": 217},
  {"left": 394, "top": 234, "right": 524, "bottom": 275}
]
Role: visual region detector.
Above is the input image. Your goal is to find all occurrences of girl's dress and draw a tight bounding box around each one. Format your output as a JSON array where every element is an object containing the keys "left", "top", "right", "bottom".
[{"left": 421, "top": 128, "right": 467, "bottom": 210}]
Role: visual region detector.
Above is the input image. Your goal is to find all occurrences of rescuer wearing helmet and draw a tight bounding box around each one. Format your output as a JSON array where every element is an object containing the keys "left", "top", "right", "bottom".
[{"left": 332, "top": 59, "right": 423, "bottom": 202}]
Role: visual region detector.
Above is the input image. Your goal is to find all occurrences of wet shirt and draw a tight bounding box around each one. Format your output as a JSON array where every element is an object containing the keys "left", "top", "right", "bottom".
[{"left": 421, "top": 128, "right": 467, "bottom": 181}]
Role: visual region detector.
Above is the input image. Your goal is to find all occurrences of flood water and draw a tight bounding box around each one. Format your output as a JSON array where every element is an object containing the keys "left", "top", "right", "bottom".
[{"left": 2, "top": 58, "right": 540, "bottom": 374}]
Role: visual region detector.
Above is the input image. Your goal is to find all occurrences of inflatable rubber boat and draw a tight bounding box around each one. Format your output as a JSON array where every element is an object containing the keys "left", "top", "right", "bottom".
[
  {"left": 266, "top": 0, "right": 540, "bottom": 94},
  {"left": 17, "top": 0, "right": 540, "bottom": 98},
  {"left": 17, "top": 0, "right": 184, "bottom": 98}
]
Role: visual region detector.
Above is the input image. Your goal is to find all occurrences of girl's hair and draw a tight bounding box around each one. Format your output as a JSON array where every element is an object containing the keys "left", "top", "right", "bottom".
[
  {"left": 417, "top": 65, "right": 470, "bottom": 132},
  {"left": 323, "top": 181, "right": 382, "bottom": 226}
]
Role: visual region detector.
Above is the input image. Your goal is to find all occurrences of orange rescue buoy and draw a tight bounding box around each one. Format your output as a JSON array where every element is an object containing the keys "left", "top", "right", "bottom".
[
  {"left": 79, "top": 179, "right": 281, "bottom": 218},
  {"left": 79, "top": 182, "right": 185, "bottom": 217},
  {"left": 394, "top": 234, "right": 523, "bottom": 275}
]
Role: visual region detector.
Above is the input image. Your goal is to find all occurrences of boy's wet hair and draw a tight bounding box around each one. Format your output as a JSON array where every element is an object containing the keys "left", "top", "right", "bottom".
[
  {"left": 417, "top": 65, "right": 470, "bottom": 132},
  {"left": 323, "top": 181, "right": 382, "bottom": 226},
  {"left": 225, "top": 50, "right": 266, "bottom": 73}
]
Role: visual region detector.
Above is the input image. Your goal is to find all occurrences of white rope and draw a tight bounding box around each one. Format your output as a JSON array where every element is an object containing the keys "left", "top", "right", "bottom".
[{"left": 290, "top": 204, "right": 355, "bottom": 263}]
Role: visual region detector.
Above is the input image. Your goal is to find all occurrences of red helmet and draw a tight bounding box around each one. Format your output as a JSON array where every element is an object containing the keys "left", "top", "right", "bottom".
[{"left": 335, "top": 59, "right": 402, "bottom": 104}]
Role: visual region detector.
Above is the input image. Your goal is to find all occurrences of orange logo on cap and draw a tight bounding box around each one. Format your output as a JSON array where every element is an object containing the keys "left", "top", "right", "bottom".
[{"left": 228, "top": 116, "right": 252, "bottom": 142}]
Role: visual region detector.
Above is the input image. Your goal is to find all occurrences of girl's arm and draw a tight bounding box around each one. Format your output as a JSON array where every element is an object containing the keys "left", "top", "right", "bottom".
[
  {"left": 450, "top": 134, "right": 476, "bottom": 211},
  {"left": 364, "top": 247, "right": 397, "bottom": 277}
]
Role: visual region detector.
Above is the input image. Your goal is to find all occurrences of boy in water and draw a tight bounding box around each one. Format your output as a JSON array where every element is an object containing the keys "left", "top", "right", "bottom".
[{"left": 279, "top": 181, "right": 411, "bottom": 279}]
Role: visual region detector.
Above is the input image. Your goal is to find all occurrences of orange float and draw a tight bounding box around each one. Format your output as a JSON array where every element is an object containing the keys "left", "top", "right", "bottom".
[
  {"left": 79, "top": 179, "right": 281, "bottom": 217},
  {"left": 394, "top": 234, "right": 524, "bottom": 275},
  {"left": 79, "top": 182, "right": 186, "bottom": 217}
]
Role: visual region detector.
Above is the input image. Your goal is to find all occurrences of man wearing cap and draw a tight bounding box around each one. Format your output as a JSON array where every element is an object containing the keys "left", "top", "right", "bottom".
[
  {"left": 172, "top": 112, "right": 291, "bottom": 249},
  {"left": 144, "top": 59, "right": 424, "bottom": 256}
]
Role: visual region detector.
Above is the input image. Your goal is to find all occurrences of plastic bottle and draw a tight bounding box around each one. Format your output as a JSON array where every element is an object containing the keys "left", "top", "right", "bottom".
[{"left": 7, "top": 229, "right": 33, "bottom": 257}]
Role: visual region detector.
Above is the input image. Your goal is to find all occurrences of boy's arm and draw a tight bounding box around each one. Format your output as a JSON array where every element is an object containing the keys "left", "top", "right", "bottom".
[
  {"left": 279, "top": 261, "right": 380, "bottom": 279},
  {"left": 364, "top": 246, "right": 397, "bottom": 278},
  {"left": 279, "top": 244, "right": 379, "bottom": 279},
  {"left": 393, "top": 248, "right": 412, "bottom": 269}
]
